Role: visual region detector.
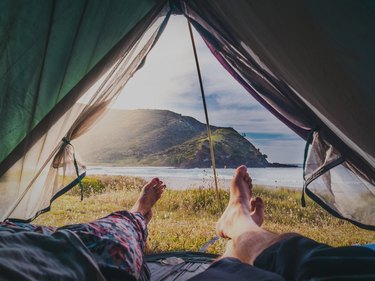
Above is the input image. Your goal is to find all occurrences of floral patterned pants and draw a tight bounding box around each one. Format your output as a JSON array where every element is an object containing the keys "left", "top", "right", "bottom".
[{"left": 2, "top": 211, "right": 148, "bottom": 280}]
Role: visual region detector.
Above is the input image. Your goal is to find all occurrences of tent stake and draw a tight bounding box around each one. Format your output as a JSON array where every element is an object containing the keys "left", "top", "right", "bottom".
[{"left": 187, "top": 20, "right": 223, "bottom": 211}]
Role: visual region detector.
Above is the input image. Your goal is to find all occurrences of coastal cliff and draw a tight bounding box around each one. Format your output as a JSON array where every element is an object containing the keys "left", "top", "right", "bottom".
[{"left": 74, "top": 109, "right": 269, "bottom": 168}]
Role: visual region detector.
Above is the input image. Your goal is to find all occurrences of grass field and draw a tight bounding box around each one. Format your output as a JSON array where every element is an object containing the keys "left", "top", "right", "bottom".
[{"left": 34, "top": 175, "right": 375, "bottom": 254}]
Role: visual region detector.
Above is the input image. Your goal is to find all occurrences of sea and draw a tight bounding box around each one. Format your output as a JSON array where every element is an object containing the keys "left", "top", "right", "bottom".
[{"left": 86, "top": 166, "right": 304, "bottom": 190}]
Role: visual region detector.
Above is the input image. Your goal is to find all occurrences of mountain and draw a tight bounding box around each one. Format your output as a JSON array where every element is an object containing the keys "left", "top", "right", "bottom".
[{"left": 73, "top": 109, "right": 269, "bottom": 168}]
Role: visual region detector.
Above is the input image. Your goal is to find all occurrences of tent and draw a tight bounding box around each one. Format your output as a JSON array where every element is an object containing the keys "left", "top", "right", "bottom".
[{"left": 0, "top": 0, "right": 374, "bottom": 231}]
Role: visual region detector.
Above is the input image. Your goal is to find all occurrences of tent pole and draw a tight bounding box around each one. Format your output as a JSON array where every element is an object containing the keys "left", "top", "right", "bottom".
[{"left": 187, "top": 20, "right": 223, "bottom": 211}]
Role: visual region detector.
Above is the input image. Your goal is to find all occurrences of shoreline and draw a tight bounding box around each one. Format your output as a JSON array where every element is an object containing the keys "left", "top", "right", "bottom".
[
  {"left": 85, "top": 170, "right": 302, "bottom": 191},
  {"left": 85, "top": 165, "right": 304, "bottom": 189}
]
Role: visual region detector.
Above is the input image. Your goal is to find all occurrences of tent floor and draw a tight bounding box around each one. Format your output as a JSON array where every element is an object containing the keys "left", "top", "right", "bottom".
[{"left": 145, "top": 251, "right": 218, "bottom": 280}]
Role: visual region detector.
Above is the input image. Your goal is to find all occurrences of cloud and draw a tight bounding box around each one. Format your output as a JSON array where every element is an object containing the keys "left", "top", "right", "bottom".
[{"left": 110, "top": 15, "right": 304, "bottom": 164}]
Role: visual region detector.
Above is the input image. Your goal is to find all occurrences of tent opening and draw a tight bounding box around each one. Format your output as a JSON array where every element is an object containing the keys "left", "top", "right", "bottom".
[
  {"left": 31, "top": 13, "right": 374, "bottom": 257},
  {"left": 1, "top": 1, "right": 375, "bottom": 279}
]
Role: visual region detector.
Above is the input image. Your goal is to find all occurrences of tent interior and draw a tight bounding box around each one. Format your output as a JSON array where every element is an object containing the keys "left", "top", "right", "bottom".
[{"left": 1, "top": 0, "right": 375, "bottom": 280}]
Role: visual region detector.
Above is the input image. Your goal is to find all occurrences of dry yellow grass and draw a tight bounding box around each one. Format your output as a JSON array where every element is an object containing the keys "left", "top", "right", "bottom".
[{"left": 34, "top": 176, "right": 375, "bottom": 254}]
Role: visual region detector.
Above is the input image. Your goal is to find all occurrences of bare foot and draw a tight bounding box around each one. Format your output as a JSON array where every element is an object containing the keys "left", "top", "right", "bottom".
[
  {"left": 246, "top": 172, "right": 265, "bottom": 226},
  {"left": 130, "top": 178, "right": 165, "bottom": 223},
  {"left": 216, "top": 166, "right": 260, "bottom": 239},
  {"left": 250, "top": 197, "right": 265, "bottom": 226}
]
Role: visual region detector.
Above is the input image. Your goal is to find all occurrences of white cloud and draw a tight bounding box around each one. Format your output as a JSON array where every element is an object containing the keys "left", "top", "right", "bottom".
[{"left": 110, "top": 15, "right": 304, "bottom": 163}]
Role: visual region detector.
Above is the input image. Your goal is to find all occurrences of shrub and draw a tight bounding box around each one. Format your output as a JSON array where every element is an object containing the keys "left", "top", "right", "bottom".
[
  {"left": 67, "top": 177, "right": 105, "bottom": 197},
  {"left": 66, "top": 175, "right": 147, "bottom": 197}
]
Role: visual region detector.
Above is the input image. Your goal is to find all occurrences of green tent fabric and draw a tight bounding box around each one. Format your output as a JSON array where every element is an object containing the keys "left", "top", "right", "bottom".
[
  {"left": 0, "top": 0, "right": 169, "bottom": 221},
  {"left": 0, "top": 0, "right": 163, "bottom": 175},
  {"left": 0, "top": 0, "right": 374, "bottom": 229}
]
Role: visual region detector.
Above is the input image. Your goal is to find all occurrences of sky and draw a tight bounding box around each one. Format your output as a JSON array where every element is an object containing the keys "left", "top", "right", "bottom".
[{"left": 111, "top": 15, "right": 305, "bottom": 164}]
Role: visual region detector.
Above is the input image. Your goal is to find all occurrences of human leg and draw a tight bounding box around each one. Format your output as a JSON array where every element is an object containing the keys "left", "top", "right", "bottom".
[
  {"left": 253, "top": 234, "right": 375, "bottom": 281},
  {"left": 216, "top": 165, "right": 375, "bottom": 281},
  {"left": 215, "top": 165, "right": 297, "bottom": 264},
  {"left": 188, "top": 166, "right": 286, "bottom": 281},
  {"left": 130, "top": 177, "right": 165, "bottom": 223},
  {"left": 59, "top": 177, "right": 165, "bottom": 281}
]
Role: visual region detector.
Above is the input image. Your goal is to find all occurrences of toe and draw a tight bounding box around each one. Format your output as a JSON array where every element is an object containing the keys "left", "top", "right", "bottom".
[
  {"left": 144, "top": 178, "right": 160, "bottom": 189},
  {"left": 255, "top": 197, "right": 264, "bottom": 209},
  {"left": 244, "top": 173, "right": 252, "bottom": 187},
  {"left": 250, "top": 198, "right": 256, "bottom": 212},
  {"left": 236, "top": 165, "right": 247, "bottom": 176},
  {"left": 244, "top": 173, "right": 250, "bottom": 182},
  {"left": 153, "top": 181, "right": 164, "bottom": 190},
  {"left": 151, "top": 178, "right": 161, "bottom": 187},
  {"left": 156, "top": 186, "right": 165, "bottom": 195}
]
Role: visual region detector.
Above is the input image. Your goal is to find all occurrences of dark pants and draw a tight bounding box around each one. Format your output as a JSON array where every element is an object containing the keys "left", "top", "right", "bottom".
[
  {"left": 189, "top": 235, "right": 375, "bottom": 281},
  {"left": 255, "top": 235, "right": 375, "bottom": 281}
]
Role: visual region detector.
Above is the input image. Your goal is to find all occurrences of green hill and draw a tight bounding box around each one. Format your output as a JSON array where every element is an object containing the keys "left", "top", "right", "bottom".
[{"left": 73, "top": 109, "right": 269, "bottom": 168}]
